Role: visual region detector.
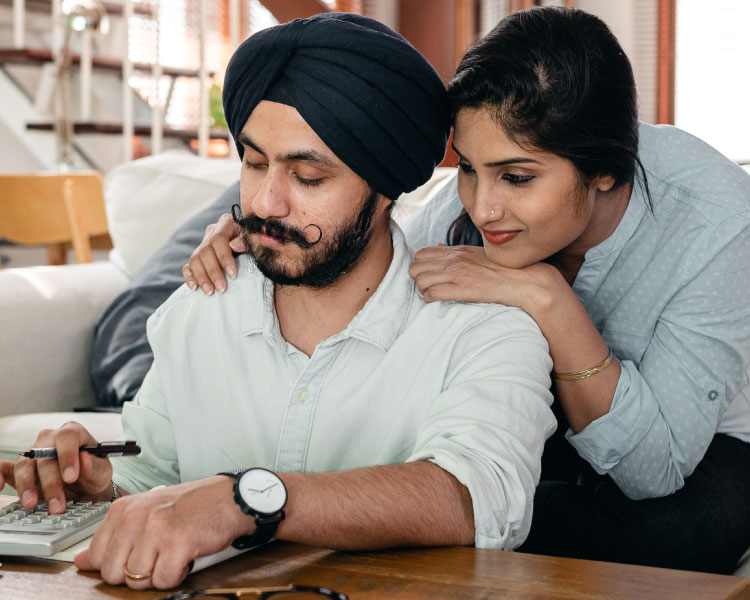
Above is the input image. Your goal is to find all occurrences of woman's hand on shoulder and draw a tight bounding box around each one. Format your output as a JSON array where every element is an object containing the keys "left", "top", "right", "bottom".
[
  {"left": 409, "top": 244, "right": 564, "bottom": 313},
  {"left": 182, "top": 212, "right": 246, "bottom": 295}
]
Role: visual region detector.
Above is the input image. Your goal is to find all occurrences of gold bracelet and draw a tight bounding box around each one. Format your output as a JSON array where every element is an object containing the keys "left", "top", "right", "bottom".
[{"left": 552, "top": 350, "right": 615, "bottom": 381}]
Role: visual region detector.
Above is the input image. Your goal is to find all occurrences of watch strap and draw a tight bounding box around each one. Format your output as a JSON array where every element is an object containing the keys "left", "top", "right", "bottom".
[
  {"left": 217, "top": 469, "right": 285, "bottom": 549},
  {"left": 218, "top": 470, "right": 245, "bottom": 478},
  {"left": 231, "top": 509, "right": 285, "bottom": 549}
]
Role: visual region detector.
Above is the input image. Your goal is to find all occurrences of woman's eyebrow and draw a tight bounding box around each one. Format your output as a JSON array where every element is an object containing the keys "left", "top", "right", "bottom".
[
  {"left": 452, "top": 143, "right": 542, "bottom": 167},
  {"left": 484, "top": 157, "right": 542, "bottom": 167}
]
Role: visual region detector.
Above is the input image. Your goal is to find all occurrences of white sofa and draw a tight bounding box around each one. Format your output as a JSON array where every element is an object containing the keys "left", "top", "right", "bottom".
[{"left": 0, "top": 151, "right": 243, "bottom": 464}]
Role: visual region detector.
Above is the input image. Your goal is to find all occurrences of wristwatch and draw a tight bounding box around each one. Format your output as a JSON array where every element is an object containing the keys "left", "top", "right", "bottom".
[{"left": 219, "top": 467, "right": 288, "bottom": 549}]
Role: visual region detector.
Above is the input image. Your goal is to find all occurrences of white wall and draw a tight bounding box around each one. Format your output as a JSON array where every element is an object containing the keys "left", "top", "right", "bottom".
[{"left": 675, "top": 0, "right": 750, "bottom": 161}]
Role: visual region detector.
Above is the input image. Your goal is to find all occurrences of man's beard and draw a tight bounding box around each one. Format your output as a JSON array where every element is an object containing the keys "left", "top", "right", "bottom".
[{"left": 233, "top": 187, "right": 379, "bottom": 288}]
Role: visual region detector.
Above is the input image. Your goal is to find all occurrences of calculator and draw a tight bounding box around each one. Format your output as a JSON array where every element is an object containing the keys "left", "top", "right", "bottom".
[{"left": 0, "top": 498, "right": 110, "bottom": 556}]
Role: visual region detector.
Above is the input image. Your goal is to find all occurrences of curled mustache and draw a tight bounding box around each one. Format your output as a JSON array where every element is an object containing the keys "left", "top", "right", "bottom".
[{"left": 231, "top": 204, "right": 323, "bottom": 249}]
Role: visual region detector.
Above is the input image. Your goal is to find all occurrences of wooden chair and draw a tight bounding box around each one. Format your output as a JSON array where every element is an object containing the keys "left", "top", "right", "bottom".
[{"left": 0, "top": 171, "right": 112, "bottom": 268}]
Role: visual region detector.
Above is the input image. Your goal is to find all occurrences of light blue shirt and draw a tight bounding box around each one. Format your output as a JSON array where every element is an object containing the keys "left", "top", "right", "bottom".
[
  {"left": 402, "top": 123, "right": 750, "bottom": 500},
  {"left": 113, "top": 224, "right": 555, "bottom": 549}
]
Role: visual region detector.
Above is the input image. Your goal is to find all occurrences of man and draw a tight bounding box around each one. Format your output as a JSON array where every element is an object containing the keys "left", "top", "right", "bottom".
[{"left": 0, "top": 13, "right": 555, "bottom": 590}]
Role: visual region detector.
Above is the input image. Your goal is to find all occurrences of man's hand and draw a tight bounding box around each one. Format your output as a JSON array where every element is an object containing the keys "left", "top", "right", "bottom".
[
  {"left": 0, "top": 422, "right": 112, "bottom": 513},
  {"left": 75, "top": 476, "right": 254, "bottom": 590},
  {"left": 182, "top": 212, "right": 246, "bottom": 295}
]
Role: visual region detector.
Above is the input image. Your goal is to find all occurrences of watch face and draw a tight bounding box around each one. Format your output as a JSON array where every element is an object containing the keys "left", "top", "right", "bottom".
[{"left": 237, "top": 469, "right": 287, "bottom": 515}]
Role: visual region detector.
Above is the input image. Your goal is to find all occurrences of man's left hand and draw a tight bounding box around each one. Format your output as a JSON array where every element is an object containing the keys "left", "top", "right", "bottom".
[{"left": 74, "top": 476, "right": 253, "bottom": 589}]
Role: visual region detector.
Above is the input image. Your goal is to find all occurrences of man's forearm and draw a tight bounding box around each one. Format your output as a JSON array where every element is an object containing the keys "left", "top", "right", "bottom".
[{"left": 275, "top": 461, "right": 475, "bottom": 550}]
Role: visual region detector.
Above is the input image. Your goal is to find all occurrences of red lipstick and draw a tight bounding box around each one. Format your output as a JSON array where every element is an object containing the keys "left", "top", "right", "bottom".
[{"left": 482, "top": 229, "right": 519, "bottom": 245}]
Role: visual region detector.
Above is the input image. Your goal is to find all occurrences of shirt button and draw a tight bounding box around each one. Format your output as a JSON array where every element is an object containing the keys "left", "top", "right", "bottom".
[
  {"left": 298, "top": 390, "right": 309, "bottom": 402},
  {"left": 708, "top": 390, "right": 719, "bottom": 401}
]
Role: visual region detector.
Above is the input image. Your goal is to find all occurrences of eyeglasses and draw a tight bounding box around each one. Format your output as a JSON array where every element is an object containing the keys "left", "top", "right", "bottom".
[{"left": 160, "top": 584, "right": 349, "bottom": 600}]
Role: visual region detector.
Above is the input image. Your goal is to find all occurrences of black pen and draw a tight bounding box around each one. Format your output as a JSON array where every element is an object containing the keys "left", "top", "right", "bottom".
[{"left": 20, "top": 441, "right": 141, "bottom": 460}]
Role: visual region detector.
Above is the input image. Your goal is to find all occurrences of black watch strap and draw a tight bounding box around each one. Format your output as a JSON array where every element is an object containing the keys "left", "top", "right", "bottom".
[
  {"left": 231, "top": 510, "right": 285, "bottom": 549},
  {"left": 218, "top": 470, "right": 285, "bottom": 549}
]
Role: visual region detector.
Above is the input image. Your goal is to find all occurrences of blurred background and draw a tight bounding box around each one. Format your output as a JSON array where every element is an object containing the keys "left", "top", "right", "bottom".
[{"left": 0, "top": 0, "right": 747, "bottom": 267}]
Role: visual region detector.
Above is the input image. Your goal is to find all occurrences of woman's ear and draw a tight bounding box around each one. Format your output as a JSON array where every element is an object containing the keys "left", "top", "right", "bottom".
[{"left": 593, "top": 174, "right": 617, "bottom": 192}]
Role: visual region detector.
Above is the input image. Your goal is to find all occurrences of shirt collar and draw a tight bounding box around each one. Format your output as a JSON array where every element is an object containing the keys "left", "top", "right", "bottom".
[
  {"left": 240, "top": 221, "right": 417, "bottom": 352},
  {"left": 583, "top": 178, "right": 648, "bottom": 263}
]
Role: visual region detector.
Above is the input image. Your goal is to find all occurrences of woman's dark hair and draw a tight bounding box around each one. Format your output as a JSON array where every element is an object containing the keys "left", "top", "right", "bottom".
[{"left": 447, "top": 6, "right": 649, "bottom": 246}]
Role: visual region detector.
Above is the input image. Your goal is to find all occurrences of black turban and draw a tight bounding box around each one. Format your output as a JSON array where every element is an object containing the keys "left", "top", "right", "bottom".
[{"left": 222, "top": 12, "right": 449, "bottom": 200}]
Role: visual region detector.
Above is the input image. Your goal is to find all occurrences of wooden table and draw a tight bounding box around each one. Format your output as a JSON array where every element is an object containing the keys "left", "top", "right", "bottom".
[
  {"left": 1, "top": 496, "right": 749, "bottom": 600},
  {"left": 3, "top": 541, "right": 750, "bottom": 600}
]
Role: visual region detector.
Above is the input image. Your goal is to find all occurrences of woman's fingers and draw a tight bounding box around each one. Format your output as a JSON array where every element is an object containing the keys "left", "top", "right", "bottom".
[
  {"left": 422, "top": 282, "right": 466, "bottom": 303},
  {"left": 409, "top": 253, "right": 474, "bottom": 281},
  {"left": 414, "top": 244, "right": 485, "bottom": 260},
  {"left": 184, "top": 213, "right": 244, "bottom": 294},
  {"left": 186, "top": 249, "right": 214, "bottom": 295},
  {"left": 228, "top": 236, "right": 248, "bottom": 254},
  {"left": 411, "top": 259, "right": 471, "bottom": 290},
  {"left": 214, "top": 212, "right": 243, "bottom": 276},
  {"left": 182, "top": 263, "right": 198, "bottom": 291},
  {"left": 196, "top": 246, "right": 226, "bottom": 294},
  {"left": 410, "top": 250, "right": 522, "bottom": 305}
]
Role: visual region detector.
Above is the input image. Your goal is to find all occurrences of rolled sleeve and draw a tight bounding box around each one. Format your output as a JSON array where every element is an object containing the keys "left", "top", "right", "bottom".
[
  {"left": 569, "top": 217, "right": 750, "bottom": 499},
  {"left": 566, "top": 360, "right": 660, "bottom": 473},
  {"left": 407, "top": 307, "right": 555, "bottom": 549}
]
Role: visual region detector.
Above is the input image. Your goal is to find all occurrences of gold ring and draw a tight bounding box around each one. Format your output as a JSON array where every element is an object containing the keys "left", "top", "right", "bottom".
[{"left": 124, "top": 567, "right": 152, "bottom": 580}]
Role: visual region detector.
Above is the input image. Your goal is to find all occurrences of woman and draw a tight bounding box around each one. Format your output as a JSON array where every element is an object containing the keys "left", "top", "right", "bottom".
[{"left": 183, "top": 7, "right": 750, "bottom": 573}]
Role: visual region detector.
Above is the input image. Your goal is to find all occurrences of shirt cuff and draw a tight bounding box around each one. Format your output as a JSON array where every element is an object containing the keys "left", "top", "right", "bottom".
[
  {"left": 406, "top": 445, "right": 532, "bottom": 550},
  {"left": 565, "top": 360, "right": 660, "bottom": 473}
]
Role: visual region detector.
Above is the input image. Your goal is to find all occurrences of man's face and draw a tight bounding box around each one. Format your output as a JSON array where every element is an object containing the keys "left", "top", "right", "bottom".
[{"left": 237, "top": 100, "right": 389, "bottom": 287}]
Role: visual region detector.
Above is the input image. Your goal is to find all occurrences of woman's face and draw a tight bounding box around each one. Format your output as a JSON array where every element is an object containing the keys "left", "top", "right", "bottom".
[{"left": 453, "top": 106, "right": 609, "bottom": 269}]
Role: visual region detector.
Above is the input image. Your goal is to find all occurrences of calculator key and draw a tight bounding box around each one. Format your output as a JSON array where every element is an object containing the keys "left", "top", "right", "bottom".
[
  {"left": 42, "top": 516, "right": 62, "bottom": 524},
  {"left": 21, "top": 516, "right": 42, "bottom": 525}
]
